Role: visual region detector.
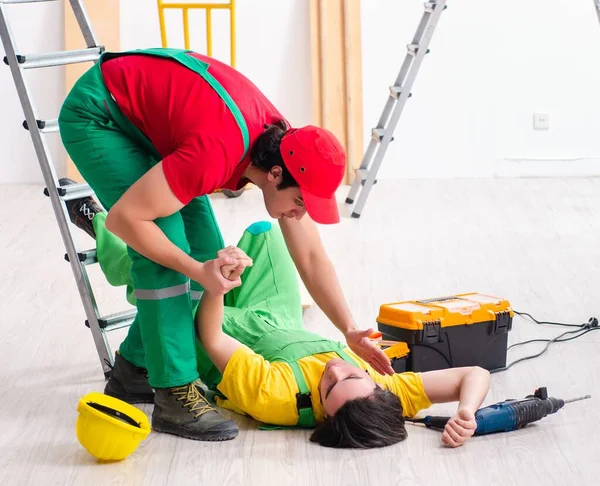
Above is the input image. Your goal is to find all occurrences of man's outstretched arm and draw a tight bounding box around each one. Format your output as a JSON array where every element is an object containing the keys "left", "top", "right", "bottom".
[
  {"left": 279, "top": 216, "right": 394, "bottom": 376},
  {"left": 420, "top": 366, "right": 491, "bottom": 447}
]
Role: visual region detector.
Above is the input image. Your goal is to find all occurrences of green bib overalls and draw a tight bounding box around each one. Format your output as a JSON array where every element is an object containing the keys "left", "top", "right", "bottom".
[{"left": 59, "top": 48, "right": 249, "bottom": 388}]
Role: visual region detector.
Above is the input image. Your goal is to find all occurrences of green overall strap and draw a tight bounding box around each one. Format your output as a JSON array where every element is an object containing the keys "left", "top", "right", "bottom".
[
  {"left": 288, "top": 362, "right": 317, "bottom": 428},
  {"left": 170, "top": 51, "right": 250, "bottom": 160},
  {"left": 336, "top": 348, "right": 359, "bottom": 366},
  {"left": 99, "top": 48, "right": 250, "bottom": 162}
]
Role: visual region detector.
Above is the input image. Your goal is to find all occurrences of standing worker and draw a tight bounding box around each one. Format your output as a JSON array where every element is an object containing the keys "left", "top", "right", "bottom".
[{"left": 58, "top": 48, "right": 394, "bottom": 442}]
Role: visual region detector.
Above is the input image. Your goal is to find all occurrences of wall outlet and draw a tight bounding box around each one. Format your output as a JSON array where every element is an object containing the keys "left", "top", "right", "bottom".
[{"left": 533, "top": 113, "right": 550, "bottom": 130}]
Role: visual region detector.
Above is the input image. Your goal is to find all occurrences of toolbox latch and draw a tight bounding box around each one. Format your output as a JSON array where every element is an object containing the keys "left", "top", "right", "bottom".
[
  {"left": 492, "top": 311, "right": 513, "bottom": 335},
  {"left": 421, "top": 321, "right": 441, "bottom": 344}
]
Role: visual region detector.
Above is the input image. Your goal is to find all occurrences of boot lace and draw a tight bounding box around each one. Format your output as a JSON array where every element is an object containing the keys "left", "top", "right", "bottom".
[{"left": 171, "top": 383, "right": 215, "bottom": 418}]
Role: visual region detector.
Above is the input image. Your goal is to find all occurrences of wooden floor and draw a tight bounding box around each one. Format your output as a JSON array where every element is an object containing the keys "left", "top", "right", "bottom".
[{"left": 1, "top": 179, "right": 599, "bottom": 486}]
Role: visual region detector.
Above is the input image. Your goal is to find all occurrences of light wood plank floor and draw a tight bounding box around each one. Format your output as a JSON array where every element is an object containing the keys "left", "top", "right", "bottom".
[{"left": 1, "top": 179, "right": 599, "bottom": 486}]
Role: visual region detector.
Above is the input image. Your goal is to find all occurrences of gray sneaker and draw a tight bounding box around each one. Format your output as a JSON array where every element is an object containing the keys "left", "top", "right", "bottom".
[
  {"left": 152, "top": 383, "right": 239, "bottom": 441},
  {"left": 104, "top": 352, "right": 155, "bottom": 404}
]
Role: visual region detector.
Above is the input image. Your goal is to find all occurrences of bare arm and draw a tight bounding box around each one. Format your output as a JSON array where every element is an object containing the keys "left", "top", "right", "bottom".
[
  {"left": 195, "top": 290, "right": 243, "bottom": 374},
  {"left": 279, "top": 216, "right": 394, "bottom": 375},
  {"left": 279, "top": 216, "right": 354, "bottom": 333},
  {"left": 420, "top": 366, "right": 490, "bottom": 411},
  {"left": 421, "top": 366, "right": 491, "bottom": 447},
  {"left": 105, "top": 162, "right": 237, "bottom": 294}
]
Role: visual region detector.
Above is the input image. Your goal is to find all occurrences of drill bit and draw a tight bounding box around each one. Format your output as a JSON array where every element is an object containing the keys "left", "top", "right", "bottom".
[{"left": 564, "top": 395, "right": 591, "bottom": 404}]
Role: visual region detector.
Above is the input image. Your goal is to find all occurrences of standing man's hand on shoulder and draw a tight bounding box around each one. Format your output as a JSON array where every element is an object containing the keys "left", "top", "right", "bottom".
[{"left": 344, "top": 327, "right": 395, "bottom": 376}]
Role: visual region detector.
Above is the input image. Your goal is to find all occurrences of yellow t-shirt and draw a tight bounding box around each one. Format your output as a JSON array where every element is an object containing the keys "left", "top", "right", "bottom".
[{"left": 216, "top": 345, "right": 432, "bottom": 426}]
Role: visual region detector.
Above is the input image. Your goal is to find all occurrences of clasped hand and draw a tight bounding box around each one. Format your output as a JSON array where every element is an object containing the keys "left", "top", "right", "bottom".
[
  {"left": 217, "top": 246, "right": 253, "bottom": 282},
  {"left": 198, "top": 246, "right": 253, "bottom": 296}
]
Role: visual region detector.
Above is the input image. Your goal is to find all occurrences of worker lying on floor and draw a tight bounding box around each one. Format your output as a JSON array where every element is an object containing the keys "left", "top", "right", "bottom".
[{"left": 71, "top": 204, "right": 491, "bottom": 448}]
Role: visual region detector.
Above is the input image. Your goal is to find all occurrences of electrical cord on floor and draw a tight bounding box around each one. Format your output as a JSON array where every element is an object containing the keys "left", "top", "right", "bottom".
[
  {"left": 513, "top": 310, "right": 592, "bottom": 328},
  {"left": 491, "top": 312, "right": 599, "bottom": 373},
  {"left": 507, "top": 328, "right": 597, "bottom": 350}
]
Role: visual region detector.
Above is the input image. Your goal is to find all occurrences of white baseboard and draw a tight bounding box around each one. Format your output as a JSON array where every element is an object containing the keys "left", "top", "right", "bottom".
[{"left": 494, "top": 157, "right": 600, "bottom": 178}]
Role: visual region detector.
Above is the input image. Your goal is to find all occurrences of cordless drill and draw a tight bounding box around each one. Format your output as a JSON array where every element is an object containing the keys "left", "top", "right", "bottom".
[{"left": 408, "top": 387, "right": 591, "bottom": 435}]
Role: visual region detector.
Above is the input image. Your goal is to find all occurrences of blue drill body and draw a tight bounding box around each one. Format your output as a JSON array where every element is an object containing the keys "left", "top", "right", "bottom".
[{"left": 416, "top": 388, "right": 568, "bottom": 435}]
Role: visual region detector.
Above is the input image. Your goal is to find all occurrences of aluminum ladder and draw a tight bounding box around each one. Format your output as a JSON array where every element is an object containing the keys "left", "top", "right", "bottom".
[
  {"left": 347, "top": 0, "right": 600, "bottom": 218},
  {"left": 345, "top": 0, "right": 448, "bottom": 218},
  {"left": 0, "top": 0, "right": 134, "bottom": 378}
]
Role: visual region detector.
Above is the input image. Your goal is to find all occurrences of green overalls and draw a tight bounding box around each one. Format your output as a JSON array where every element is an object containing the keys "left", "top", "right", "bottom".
[
  {"left": 58, "top": 48, "right": 250, "bottom": 388},
  {"left": 92, "top": 212, "right": 358, "bottom": 427}
]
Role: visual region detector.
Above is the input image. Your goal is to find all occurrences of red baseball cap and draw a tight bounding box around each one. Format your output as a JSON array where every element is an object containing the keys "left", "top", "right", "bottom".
[{"left": 280, "top": 126, "right": 346, "bottom": 224}]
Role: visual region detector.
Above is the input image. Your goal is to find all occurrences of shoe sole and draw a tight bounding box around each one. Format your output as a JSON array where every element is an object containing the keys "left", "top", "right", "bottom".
[{"left": 152, "top": 418, "right": 239, "bottom": 442}]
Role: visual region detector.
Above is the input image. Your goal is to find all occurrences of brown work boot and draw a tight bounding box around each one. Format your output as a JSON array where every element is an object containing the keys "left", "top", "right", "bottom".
[
  {"left": 59, "top": 177, "right": 103, "bottom": 239},
  {"left": 152, "top": 383, "right": 239, "bottom": 441},
  {"left": 104, "top": 352, "right": 155, "bottom": 404}
]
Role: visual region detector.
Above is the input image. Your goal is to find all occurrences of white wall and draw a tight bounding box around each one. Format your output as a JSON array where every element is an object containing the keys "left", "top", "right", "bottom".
[
  {"left": 0, "top": 1, "right": 65, "bottom": 184},
  {"left": 120, "top": 0, "right": 312, "bottom": 129},
  {"left": 361, "top": 0, "right": 600, "bottom": 178},
  {"left": 2, "top": 0, "right": 599, "bottom": 184}
]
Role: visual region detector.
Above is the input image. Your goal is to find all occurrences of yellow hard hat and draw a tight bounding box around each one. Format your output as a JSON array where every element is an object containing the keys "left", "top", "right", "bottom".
[{"left": 76, "top": 392, "right": 151, "bottom": 461}]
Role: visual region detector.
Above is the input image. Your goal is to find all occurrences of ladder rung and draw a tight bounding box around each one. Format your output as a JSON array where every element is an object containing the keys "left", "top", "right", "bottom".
[
  {"left": 424, "top": 2, "right": 437, "bottom": 13},
  {"left": 372, "top": 128, "right": 385, "bottom": 142},
  {"left": 407, "top": 44, "right": 430, "bottom": 56},
  {"left": 389, "top": 86, "right": 413, "bottom": 100},
  {"left": 3, "top": 46, "right": 104, "bottom": 69},
  {"left": 0, "top": 0, "right": 58, "bottom": 3},
  {"left": 371, "top": 128, "right": 395, "bottom": 143},
  {"left": 64, "top": 249, "right": 97, "bottom": 266},
  {"left": 86, "top": 309, "right": 137, "bottom": 331},
  {"left": 354, "top": 169, "right": 379, "bottom": 186},
  {"left": 23, "top": 118, "right": 58, "bottom": 133},
  {"left": 61, "top": 183, "right": 93, "bottom": 201},
  {"left": 44, "top": 182, "right": 93, "bottom": 201},
  {"left": 424, "top": 2, "right": 447, "bottom": 13}
]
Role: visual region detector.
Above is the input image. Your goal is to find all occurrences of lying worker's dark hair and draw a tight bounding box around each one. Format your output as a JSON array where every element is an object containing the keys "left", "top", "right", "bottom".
[
  {"left": 310, "top": 387, "right": 407, "bottom": 449},
  {"left": 251, "top": 118, "right": 299, "bottom": 190}
]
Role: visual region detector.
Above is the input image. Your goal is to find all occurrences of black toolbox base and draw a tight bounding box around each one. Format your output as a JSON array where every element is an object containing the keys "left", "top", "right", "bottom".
[{"left": 379, "top": 321, "right": 510, "bottom": 373}]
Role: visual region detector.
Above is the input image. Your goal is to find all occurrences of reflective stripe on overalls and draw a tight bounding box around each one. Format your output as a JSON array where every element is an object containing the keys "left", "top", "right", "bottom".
[{"left": 251, "top": 329, "right": 359, "bottom": 428}]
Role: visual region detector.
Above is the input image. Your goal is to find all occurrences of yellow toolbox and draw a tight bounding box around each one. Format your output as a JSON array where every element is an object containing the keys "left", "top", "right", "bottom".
[{"left": 376, "top": 293, "right": 514, "bottom": 372}]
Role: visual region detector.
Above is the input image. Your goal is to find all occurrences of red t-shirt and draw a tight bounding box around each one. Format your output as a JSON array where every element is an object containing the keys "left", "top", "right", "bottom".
[{"left": 100, "top": 53, "right": 285, "bottom": 205}]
